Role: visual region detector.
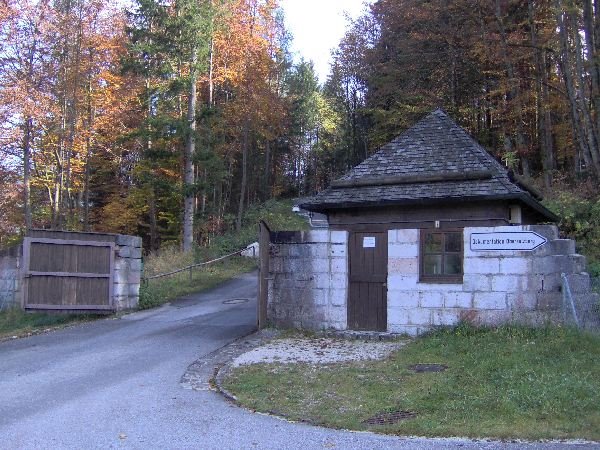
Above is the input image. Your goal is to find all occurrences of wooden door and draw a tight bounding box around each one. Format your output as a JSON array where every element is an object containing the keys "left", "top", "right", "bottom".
[{"left": 348, "top": 232, "right": 388, "bottom": 331}]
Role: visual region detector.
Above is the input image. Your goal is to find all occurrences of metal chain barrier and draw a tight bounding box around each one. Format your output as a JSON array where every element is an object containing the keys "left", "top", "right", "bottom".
[{"left": 142, "top": 248, "right": 251, "bottom": 284}]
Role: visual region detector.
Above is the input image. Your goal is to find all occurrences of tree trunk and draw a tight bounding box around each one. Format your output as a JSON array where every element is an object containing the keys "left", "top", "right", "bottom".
[
  {"left": 555, "top": 0, "right": 598, "bottom": 176},
  {"left": 583, "top": 0, "right": 600, "bottom": 142},
  {"left": 200, "top": 168, "right": 207, "bottom": 216},
  {"left": 149, "top": 189, "right": 158, "bottom": 251},
  {"left": 52, "top": 136, "right": 64, "bottom": 229},
  {"left": 64, "top": 13, "right": 83, "bottom": 227},
  {"left": 236, "top": 120, "right": 250, "bottom": 232},
  {"left": 572, "top": 9, "right": 600, "bottom": 175},
  {"left": 208, "top": 38, "right": 214, "bottom": 107},
  {"left": 22, "top": 31, "right": 38, "bottom": 231},
  {"left": 183, "top": 52, "right": 198, "bottom": 252},
  {"left": 529, "top": 0, "right": 554, "bottom": 189},
  {"left": 23, "top": 117, "right": 32, "bottom": 229},
  {"left": 53, "top": 171, "right": 62, "bottom": 228},
  {"left": 263, "top": 139, "right": 271, "bottom": 200},
  {"left": 83, "top": 56, "right": 95, "bottom": 231},
  {"left": 83, "top": 132, "right": 91, "bottom": 231},
  {"left": 494, "top": 0, "right": 530, "bottom": 176},
  {"left": 555, "top": 0, "right": 594, "bottom": 174}
]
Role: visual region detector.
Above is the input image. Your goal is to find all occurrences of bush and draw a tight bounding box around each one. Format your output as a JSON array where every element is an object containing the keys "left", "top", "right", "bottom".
[
  {"left": 544, "top": 192, "right": 600, "bottom": 265},
  {"left": 209, "top": 199, "right": 308, "bottom": 254},
  {"left": 138, "top": 282, "right": 163, "bottom": 309},
  {"left": 142, "top": 243, "right": 196, "bottom": 277}
]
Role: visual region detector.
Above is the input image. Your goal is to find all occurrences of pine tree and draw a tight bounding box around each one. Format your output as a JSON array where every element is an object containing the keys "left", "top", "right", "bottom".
[{"left": 125, "top": 0, "right": 212, "bottom": 251}]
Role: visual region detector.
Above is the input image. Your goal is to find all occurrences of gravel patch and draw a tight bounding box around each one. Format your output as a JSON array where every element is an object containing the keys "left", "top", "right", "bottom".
[{"left": 231, "top": 337, "right": 407, "bottom": 367}]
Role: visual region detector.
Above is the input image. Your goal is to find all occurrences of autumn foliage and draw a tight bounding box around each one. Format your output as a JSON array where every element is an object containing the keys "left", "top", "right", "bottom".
[{"left": 1, "top": 0, "right": 600, "bottom": 253}]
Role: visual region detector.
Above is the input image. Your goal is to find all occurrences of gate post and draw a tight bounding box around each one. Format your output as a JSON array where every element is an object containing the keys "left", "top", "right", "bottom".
[
  {"left": 21, "top": 237, "right": 31, "bottom": 310},
  {"left": 258, "top": 221, "right": 271, "bottom": 329}
]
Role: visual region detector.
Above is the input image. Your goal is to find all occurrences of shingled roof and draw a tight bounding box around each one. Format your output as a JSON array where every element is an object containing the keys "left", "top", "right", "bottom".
[{"left": 301, "top": 109, "right": 557, "bottom": 221}]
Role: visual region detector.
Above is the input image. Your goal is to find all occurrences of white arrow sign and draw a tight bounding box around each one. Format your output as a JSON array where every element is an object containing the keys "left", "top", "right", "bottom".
[{"left": 470, "top": 231, "right": 547, "bottom": 251}]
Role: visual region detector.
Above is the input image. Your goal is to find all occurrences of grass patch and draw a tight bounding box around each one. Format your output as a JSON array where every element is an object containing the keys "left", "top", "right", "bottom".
[
  {"left": 140, "top": 257, "right": 256, "bottom": 309},
  {"left": 0, "top": 307, "right": 99, "bottom": 340},
  {"left": 223, "top": 324, "right": 600, "bottom": 441},
  {"left": 140, "top": 198, "right": 304, "bottom": 309}
]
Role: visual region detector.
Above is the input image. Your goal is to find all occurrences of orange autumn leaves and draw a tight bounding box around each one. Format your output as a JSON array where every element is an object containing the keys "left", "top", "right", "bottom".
[
  {"left": 0, "top": 0, "right": 142, "bottom": 232},
  {"left": 0, "top": 0, "right": 289, "bottom": 242}
]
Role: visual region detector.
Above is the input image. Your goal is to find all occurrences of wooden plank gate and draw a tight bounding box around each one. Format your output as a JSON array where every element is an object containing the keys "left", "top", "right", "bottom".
[{"left": 23, "top": 234, "right": 115, "bottom": 312}]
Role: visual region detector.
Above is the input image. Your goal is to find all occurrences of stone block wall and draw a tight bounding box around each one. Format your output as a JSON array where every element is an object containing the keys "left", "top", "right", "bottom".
[
  {"left": 388, "top": 224, "right": 597, "bottom": 335},
  {"left": 0, "top": 246, "right": 21, "bottom": 310},
  {"left": 113, "top": 234, "right": 143, "bottom": 311},
  {"left": 267, "top": 224, "right": 598, "bottom": 335},
  {"left": 268, "top": 230, "right": 348, "bottom": 330}
]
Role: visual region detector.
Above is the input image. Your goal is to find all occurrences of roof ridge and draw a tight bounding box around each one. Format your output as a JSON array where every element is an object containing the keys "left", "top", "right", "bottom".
[
  {"left": 343, "top": 109, "right": 509, "bottom": 181},
  {"left": 301, "top": 109, "right": 555, "bottom": 222}
]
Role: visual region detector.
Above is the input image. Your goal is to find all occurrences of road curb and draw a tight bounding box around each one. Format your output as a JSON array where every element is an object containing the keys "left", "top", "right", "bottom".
[
  {"left": 212, "top": 328, "right": 281, "bottom": 401},
  {"left": 213, "top": 362, "right": 239, "bottom": 403}
]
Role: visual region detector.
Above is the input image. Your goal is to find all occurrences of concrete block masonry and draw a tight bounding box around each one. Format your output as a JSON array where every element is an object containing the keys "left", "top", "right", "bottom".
[
  {"left": 463, "top": 257, "right": 500, "bottom": 274},
  {"left": 267, "top": 224, "right": 599, "bottom": 335},
  {"left": 386, "top": 224, "right": 598, "bottom": 334},
  {"left": 0, "top": 246, "right": 21, "bottom": 310},
  {"left": 112, "top": 234, "right": 142, "bottom": 311},
  {"left": 388, "top": 291, "right": 419, "bottom": 308},
  {"left": 444, "top": 292, "right": 473, "bottom": 308},
  {"left": 432, "top": 309, "right": 461, "bottom": 326},
  {"left": 420, "top": 291, "right": 444, "bottom": 308},
  {"left": 267, "top": 230, "right": 348, "bottom": 330},
  {"left": 473, "top": 292, "right": 507, "bottom": 310}
]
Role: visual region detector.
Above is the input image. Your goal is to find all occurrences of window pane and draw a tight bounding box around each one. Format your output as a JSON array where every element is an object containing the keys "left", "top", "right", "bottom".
[
  {"left": 445, "top": 232, "right": 462, "bottom": 252},
  {"left": 424, "top": 233, "right": 442, "bottom": 252},
  {"left": 424, "top": 255, "right": 443, "bottom": 275},
  {"left": 445, "top": 254, "right": 462, "bottom": 275}
]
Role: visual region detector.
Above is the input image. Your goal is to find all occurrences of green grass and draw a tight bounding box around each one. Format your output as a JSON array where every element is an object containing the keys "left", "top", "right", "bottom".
[
  {"left": 0, "top": 307, "right": 99, "bottom": 340},
  {"left": 209, "top": 198, "right": 309, "bottom": 254},
  {"left": 140, "top": 198, "right": 305, "bottom": 309},
  {"left": 223, "top": 324, "right": 600, "bottom": 441},
  {"left": 139, "top": 257, "right": 256, "bottom": 309}
]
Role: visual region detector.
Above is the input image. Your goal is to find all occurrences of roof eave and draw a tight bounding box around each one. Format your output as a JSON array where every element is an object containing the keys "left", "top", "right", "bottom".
[
  {"left": 515, "top": 192, "right": 559, "bottom": 222},
  {"left": 301, "top": 193, "right": 559, "bottom": 222}
]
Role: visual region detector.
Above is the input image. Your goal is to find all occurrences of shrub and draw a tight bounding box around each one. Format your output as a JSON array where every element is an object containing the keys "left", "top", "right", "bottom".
[
  {"left": 209, "top": 199, "right": 309, "bottom": 254},
  {"left": 544, "top": 192, "right": 600, "bottom": 265}
]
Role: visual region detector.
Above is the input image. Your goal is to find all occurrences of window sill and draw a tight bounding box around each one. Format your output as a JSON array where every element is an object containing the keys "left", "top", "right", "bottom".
[{"left": 419, "top": 277, "right": 464, "bottom": 285}]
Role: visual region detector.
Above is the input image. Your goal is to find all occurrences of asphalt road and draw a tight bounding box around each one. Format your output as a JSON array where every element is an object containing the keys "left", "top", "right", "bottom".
[{"left": 0, "top": 271, "right": 597, "bottom": 450}]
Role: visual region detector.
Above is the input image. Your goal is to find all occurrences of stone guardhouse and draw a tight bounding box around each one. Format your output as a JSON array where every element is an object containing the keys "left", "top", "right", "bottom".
[{"left": 266, "top": 109, "right": 599, "bottom": 334}]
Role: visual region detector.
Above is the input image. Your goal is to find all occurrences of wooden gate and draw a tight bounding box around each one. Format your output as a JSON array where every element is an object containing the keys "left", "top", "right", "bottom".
[
  {"left": 348, "top": 231, "right": 388, "bottom": 331},
  {"left": 23, "top": 235, "right": 115, "bottom": 312}
]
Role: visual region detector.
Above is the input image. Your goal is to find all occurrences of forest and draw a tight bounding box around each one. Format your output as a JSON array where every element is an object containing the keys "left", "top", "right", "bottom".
[{"left": 1, "top": 0, "right": 600, "bottom": 265}]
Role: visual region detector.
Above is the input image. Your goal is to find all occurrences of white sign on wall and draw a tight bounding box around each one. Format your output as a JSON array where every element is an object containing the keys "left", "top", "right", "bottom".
[
  {"left": 363, "top": 236, "right": 376, "bottom": 248},
  {"left": 470, "top": 232, "right": 547, "bottom": 251}
]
